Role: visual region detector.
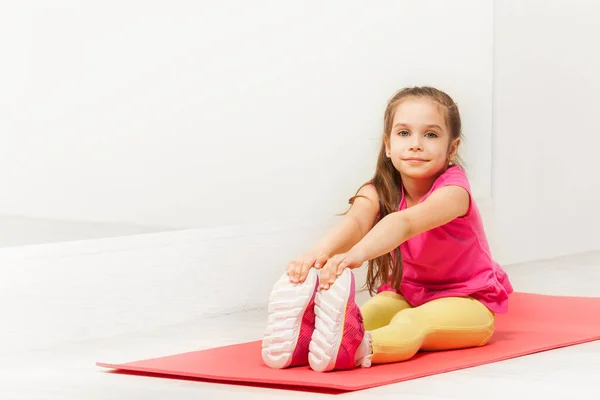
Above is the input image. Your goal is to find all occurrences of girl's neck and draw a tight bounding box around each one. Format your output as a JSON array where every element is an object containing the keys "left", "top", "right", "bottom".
[
  {"left": 401, "top": 166, "right": 449, "bottom": 206},
  {"left": 401, "top": 176, "right": 435, "bottom": 206}
]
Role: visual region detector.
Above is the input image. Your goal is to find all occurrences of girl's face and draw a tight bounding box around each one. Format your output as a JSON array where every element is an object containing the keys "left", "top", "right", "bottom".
[{"left": 386, "top": 97, "right": 459, "bottom": 180}]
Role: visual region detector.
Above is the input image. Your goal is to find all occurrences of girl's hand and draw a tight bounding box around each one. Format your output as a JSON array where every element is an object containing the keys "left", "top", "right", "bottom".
[
  {"left": 319, "top": 250, "right": 366, "bottom": 290},
  {"left": 286, "top": 250, "right": 330, "bottom": 284}
]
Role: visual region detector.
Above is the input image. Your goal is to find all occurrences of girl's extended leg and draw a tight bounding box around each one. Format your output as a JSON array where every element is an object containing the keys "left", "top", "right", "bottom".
[
  {"left": 360, "top": 291, "right": 413, "bottom": 331},
  {"left": 369, "top": 296, "right": 495, "bottom": 364}
]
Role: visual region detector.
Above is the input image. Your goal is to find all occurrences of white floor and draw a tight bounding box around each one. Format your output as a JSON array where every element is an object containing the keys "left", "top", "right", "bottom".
[{"left": 2, "top": 251, "right": 600, "bottom": 400}]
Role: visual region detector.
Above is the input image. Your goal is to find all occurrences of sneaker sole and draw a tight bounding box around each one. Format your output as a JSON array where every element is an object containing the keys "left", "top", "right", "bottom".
[
  {"left": 308, "top": 268, "right": 352, "bottom": 372},
  {"left": 261, "top": 268, "right": 318, "bottom": 369}
]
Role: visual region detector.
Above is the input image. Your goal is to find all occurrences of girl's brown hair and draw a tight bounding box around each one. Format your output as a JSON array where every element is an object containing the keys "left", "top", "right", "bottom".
[{"left": 349, "top": 86, "right": 463, "bottom": 295}]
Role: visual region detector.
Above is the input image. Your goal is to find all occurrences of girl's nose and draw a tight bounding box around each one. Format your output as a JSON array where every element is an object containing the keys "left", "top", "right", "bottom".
[{"left": 409, "top": 136, "right": 423, "bottom": 151}]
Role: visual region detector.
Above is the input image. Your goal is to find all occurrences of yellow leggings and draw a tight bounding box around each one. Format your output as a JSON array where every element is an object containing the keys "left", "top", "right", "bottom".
[{"left": 360, "top": 292, "right": 495, "bottom": 364}]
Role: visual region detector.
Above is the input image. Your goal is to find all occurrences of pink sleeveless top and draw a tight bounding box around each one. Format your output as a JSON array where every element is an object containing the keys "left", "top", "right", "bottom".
[{"left": 377, "top": 166, "right": 513, "bottom": 313}]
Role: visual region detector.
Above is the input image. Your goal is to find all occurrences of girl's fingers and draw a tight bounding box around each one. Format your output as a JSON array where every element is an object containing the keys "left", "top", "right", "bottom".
[
  {"left": 328, "top": 263, "right": 338, "bottom": 284},
  {"left": 287, "top": 261, "right": 300, "bottom": 282},
  {"left": 314, "top": 253, "right": 329, "bottom": 269},
  {"left": 320, "top": 258, "right": 340, "bottom": 289},
  {"left": 299, "top": 260, "right": 312, "bottom": 283},
  {"left": 336, "top": 260, "right": 347, "bottom": 276},
  {"left": 319, "top": 264, "right": 331, "bottom": 289}
]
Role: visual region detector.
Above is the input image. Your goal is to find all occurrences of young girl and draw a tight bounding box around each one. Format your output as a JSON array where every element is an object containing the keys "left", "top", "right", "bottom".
[{"left": 261, "top": 86, "right": 513, "bottom": 372}]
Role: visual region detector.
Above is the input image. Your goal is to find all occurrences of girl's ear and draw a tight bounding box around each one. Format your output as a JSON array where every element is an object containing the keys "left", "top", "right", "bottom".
[
  {"left": 448, "top": 138, "right": 461, "bottom": 163},
  {"left": 384, "top": 134, "right": 391, "bottom": 157}
]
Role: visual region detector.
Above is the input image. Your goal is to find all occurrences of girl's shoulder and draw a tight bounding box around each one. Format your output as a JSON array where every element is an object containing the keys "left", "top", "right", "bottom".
[{"left": 431, "top": 165, "right": 471, "bottom": 193}]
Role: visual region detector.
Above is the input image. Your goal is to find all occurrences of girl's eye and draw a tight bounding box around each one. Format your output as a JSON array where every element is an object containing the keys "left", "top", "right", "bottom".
[
  {"left": 398, "top": 130, "right": 409, "bottom": 136},
  {"left": 425, "top": 132, "right": 438, "bottom": 138}
]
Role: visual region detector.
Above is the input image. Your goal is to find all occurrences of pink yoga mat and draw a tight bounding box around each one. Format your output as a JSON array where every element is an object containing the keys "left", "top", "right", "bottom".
[{"left": 97, "top": 292, "right": 600, "bottom": 392}]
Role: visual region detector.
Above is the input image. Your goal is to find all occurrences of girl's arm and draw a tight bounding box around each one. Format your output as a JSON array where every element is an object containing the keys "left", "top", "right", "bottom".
[
  {"left": 318, "top": 185, "right": 470, "bottom": 288},
  {"left": 313, "top": 184, "right": 380, "bottom": 257},
  {"left": 287, "top": 184, "right": 379, "bottom": 283},
  {"left": 352, "top": 185, "right": 470, "bottom": 263}
]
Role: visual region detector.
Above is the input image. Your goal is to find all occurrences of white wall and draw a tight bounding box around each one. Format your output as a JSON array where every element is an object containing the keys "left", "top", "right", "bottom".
[
  {"left": 0, "top": 0, "right": 496, "bottom": 351},
  {"left": 5, "top": 0, "right": 599, "bottom": 356},
  {"left": 0, "top": 0, "right": 494, "bottom": 231},
  {"left": 491, "top": 0, "right": 600, "bottom": 265},
  {"left": 5, "top": 0, "right": 600, "bottom": 355}
]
